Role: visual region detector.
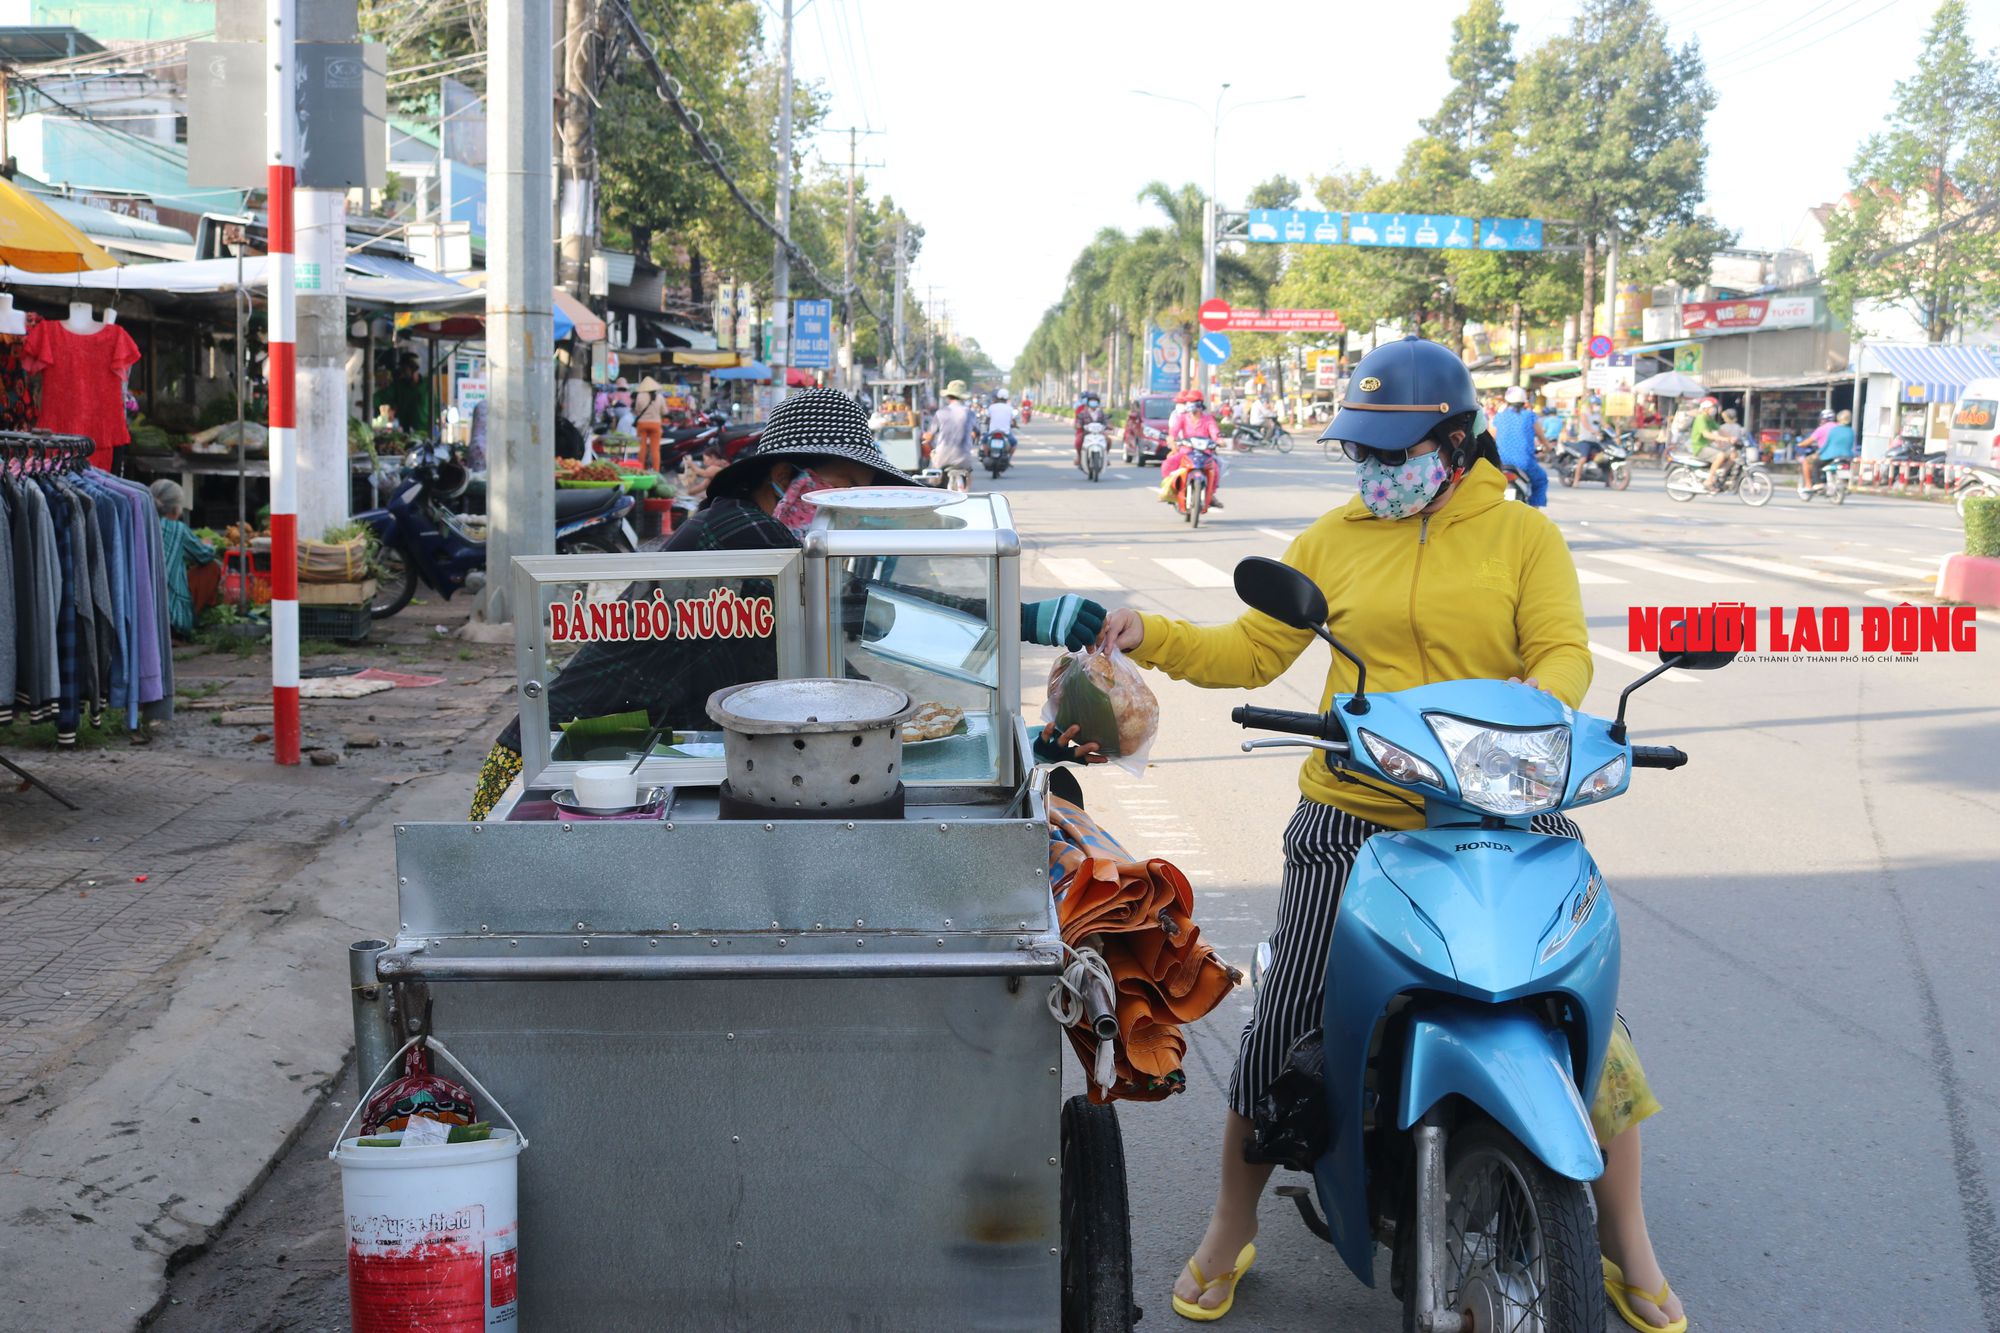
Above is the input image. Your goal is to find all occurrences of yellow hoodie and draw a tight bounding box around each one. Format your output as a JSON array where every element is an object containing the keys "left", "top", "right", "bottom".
[{"left": 1130, "top": 460, "right": 1592, "bottom": 829}]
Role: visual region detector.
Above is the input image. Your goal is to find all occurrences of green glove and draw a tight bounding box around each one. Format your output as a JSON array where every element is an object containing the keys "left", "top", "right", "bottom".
[{"left": 1021, "top": 596, "right": 1107, "bottom": 651}]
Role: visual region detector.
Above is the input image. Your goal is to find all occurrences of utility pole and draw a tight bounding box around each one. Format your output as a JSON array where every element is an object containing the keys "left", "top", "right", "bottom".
[
  {"left": 266, "top": 0, "right": 299, "bottom": 763},
  {"left": 1603, "top": 229, "right": 1620, "bottom": 348},
  {"left": 294, "top": 0, "right": 358, "bottom": 547},
  {"left": 769, "top": 0, "right": 795, "bottom": 406},
  {"left": 479, "top": 0, "right": 555, "bottom": 625},
  {"left": 834, "top": 127, "right": 883, "bottom": 394},
  {"left": 892, "top": 216, "right": 908, "bottom": 376},
  {"left": 556, "top": 0, "right": 600, "bottom": 430},
  {"left": 925, "top": 282, "right": 936, "bottom": 398}
]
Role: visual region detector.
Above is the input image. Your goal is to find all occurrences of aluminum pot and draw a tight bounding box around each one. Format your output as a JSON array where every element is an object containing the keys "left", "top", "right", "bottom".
[{"left": 705, "top": 678, "right": 914, "bottom": 811}]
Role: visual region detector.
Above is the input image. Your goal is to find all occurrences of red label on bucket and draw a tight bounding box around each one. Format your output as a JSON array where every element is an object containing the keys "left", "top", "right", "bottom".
[
  {"left": 348, "top": 1238, "right": 486, "bottom": 1332},
  {"left": 489, "top": 1247, "right": 518, "bottom": 1308}
]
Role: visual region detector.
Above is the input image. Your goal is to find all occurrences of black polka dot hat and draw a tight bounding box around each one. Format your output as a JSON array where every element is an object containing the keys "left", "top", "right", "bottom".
[{"left": 708, "top": 387, "right": 918, "bottom": 497}]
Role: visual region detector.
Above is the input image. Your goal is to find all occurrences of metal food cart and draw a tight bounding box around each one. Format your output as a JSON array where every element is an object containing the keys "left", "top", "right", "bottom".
[
  {"left": 350, "top": 491, "right": 1135, "bottom": 1330},
  {"left": 867, "top": 377, "right": 934, "bottom": 479}
]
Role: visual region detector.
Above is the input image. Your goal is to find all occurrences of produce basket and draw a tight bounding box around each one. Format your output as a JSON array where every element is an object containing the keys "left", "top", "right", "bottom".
[
  {"left": 619, "top": 472, "right": 659, "bottom": 492},
  {"left": 556, "top": 478, "right": 622, "bottom": 489}
]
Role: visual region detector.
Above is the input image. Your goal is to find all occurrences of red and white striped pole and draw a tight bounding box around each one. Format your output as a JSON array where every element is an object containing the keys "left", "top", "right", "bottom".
[{"left": 266, "top": 0, "right": 300, "bottom": 764}]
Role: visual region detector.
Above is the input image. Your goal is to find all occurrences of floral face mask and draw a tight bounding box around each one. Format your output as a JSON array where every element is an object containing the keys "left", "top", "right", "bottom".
[
  {"left": 770, "top": 469, "right": 828, "bottom": 535},
  {"left": 1356, "top": 450, "right": 1450, "bottom": 520}
]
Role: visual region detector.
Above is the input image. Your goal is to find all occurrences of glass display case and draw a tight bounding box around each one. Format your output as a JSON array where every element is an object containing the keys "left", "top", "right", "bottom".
[
  {"left": 803, "top": 492, "right": 1024, "bottom": 787},
  {"left": 509, "top": 550, "right": 808, "bottom": 790}
]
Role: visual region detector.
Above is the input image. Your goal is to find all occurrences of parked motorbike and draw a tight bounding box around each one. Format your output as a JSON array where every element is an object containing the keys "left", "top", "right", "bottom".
[
  {"left": 981, "top": 430, "right": 1015, "bottom": 478},
  {"left": 359, "top": 442, "right": 638, "bottom": 620},
  {"left": 1554, "top": 436, "right": 1632, "bottom": 490},
  {"left": 1226, "top": 555, "right": 1729, "bottom": 1333},
  {"left": 1081, "top": 421, "right": 1108, "bottom": 483},
  {"left": 1664, "top": 441, "right": 1772, "bottom": 506},
  {"left": 1167, "top": 442, "right": 1219, "bottom": 527}
]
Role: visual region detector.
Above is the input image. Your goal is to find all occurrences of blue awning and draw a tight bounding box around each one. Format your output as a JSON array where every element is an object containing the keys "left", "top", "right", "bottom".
[
  {"left": 711, "top": 360, "right": 771, "bottom": 381},
  {"left": 1854, "top": 342, "right": 2000, "bottom": 403}
]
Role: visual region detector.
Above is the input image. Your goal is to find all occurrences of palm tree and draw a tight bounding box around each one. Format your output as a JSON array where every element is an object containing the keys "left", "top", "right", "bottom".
[{"left": 1123, "top": 182, "right": 1265, "bottom": 388}]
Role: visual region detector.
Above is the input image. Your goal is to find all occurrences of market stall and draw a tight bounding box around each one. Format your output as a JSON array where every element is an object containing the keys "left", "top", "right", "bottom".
[{"left": 347, "top": 490, "right": 1143, "bottom": 1329}]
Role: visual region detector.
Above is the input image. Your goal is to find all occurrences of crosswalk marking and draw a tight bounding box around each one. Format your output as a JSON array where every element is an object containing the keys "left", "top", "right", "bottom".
[
  {"left": 1590, "top": 550, "right": 1747, "bottom": 584},
  {"left": 1590, "top": 641, "right": 1698, "bottom": 682},
  {"left": 1574, "top": 566, "right": 1628, "bottom": 585},
  {"left": 1155, "top": 558, "right": 1234, "bottom": 588},
  {"left": 1702, "top": 553, "right": 1871, "bottom": 585},
  {"left": 1259, "top": 528, "right": 1298, "bottom": 543},
  {"left": 1039, "top": 557, "right": 1124, "bottom": 590},
  {"left": 1804, "top": 554, "right": 1938, "bottom": 580}
]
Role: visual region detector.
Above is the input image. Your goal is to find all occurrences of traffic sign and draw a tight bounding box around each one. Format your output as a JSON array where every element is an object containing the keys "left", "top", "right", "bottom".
[
  {"left": 1197, "top": 331, "right": 1232, "bottom": 365},
  {"left": 1198, "top": 298, "right": 1232, "bottom": 332},
  {"left": 1346, "top": 212, "right": 1476, "bottom": 250},
  {"left": 1479, "top": 218, "right": 1545, "bottom": 252},
  {"left": 1245, "top": 209, "right": 1341, "bottom": 246},
  {"left": 792, "top": 299, "right": 833, "bottom": 369},
  {"left": 1209, "top": 307, "right": 1344, "bottom": 333},
  {"left": 1587, "top": 335, "right": 1613, "bottom": 359}
]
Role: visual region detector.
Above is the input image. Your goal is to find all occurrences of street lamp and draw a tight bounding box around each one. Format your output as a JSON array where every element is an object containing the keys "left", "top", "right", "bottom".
[{"left": 1131, "top": 85, "right": 1306, "bottom": 394}]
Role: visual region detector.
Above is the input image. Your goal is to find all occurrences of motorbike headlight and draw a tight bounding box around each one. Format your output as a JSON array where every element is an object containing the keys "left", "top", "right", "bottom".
[
  {"left": 1570, "top": 753, "right": 1627, "bottom": 807},
  {"left": 1359, "top": 730, "right": 1442, "bottom": 788},
  {"left": 1424, "top": 715, "right": 1571, "bottom": 816}
]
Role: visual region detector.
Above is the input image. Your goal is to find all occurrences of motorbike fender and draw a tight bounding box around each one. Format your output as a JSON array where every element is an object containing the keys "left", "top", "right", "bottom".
[{"left": 1396, "top": 999, "right": 1603, "bottom": 1182}]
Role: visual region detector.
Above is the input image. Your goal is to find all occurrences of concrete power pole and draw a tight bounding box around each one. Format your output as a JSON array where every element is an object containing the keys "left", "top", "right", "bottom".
[
  {"left": 556, "top": 0, "right": 600, "bottom": 434},
  {"left": 769, "top": 0, "right": 795, "bottom": 405},
  {"left": 479, "top": 0, "right": 555, "bottom": 625},
  {"left": 293, "top": 0, "right": 358, "bottom": 544},
  {"left": 892, "top": 216, "right": 907, "bottom": 375},
  {"left": 842, "top": 127, "right": 856, "bottom": 394}
]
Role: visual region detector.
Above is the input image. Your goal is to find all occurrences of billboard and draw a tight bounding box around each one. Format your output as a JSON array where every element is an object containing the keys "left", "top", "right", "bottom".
[
  {"left": 792, "top": 299, "right": 832, "bottom": 369},
  {"left": 1681, "top": 296, "right": 1815, "bottom": 337},
  {"left": 1147, "top": 326, "right": 1186, "bottom": 394}
]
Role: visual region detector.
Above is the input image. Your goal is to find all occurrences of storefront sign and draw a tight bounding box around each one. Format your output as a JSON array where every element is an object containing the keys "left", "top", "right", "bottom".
[
  {"left": 1587, "top": 353, "right": 1635, "bottom": 392},
  {"left": 549, "top": 589, "right": 776, "bottom": 645},
  {"left": 1682, "top": 296, "right": 1815, "bottom": 337},
  {"left": 1315, "top": 360, "right": 1342, "bottom": 390}
]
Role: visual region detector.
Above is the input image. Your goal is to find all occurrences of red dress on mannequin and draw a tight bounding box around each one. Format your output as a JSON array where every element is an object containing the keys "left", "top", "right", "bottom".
[{"left": 24, "top": 321, "right": 141, "bottom": 469}]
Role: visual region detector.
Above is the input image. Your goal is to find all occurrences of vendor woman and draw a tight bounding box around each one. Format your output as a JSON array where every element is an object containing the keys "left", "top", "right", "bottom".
[
  {"left": 469, "top": 388, "right": 1109, "bottom": 820},
  {"left": 1098, "top": 337, "right": 1684, "bottom": 1331}
]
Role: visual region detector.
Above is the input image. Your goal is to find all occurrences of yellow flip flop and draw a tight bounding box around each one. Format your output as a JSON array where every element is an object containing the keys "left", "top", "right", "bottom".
[
  {"left": 1602, "top": 1254, "right": 1688, "bottom": 1333},
  {"left": 1171, "top": 1241, "right": 1256, "bottom": 1322}
]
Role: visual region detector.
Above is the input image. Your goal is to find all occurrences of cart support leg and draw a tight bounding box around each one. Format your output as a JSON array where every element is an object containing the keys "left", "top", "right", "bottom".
[{"left": 349, "top": 938, "right": 395, "bottom": 1099}]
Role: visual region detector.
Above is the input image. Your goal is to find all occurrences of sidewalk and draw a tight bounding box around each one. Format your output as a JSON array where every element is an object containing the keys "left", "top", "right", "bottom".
[{"left": 0, "top": 601, "right": 515, "bottom": 1331}]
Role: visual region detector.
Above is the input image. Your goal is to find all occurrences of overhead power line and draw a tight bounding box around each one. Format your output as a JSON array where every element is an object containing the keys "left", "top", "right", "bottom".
[{"left": 611, "top": 0, "right": 884, "bottom": 327}]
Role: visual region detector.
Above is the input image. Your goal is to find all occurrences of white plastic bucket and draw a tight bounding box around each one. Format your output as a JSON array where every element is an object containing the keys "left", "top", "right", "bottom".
[{"left": 332, "top": 1039, "right": 527, "bottom": 1331}]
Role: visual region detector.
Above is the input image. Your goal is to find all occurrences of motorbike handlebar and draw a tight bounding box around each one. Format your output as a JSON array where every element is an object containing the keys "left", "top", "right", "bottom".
[
  {"left": 1231, "top": 706, "right": 1334, "bottom": 740},
  {"left": 1630, "top": 745, "right": 1688, "bottom": 769}
]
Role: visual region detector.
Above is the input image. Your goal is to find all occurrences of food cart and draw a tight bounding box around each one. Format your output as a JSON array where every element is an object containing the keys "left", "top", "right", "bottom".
[
  {"left": 349, "top": 490, "right": 1136, "bottom": 1330},
  {"left": 866, "top": 377, "right": 934, "bottom": 478}
]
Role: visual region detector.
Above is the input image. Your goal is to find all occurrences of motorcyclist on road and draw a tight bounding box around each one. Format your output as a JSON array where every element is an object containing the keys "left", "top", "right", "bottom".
[
  {"left": 1096, "top": 335, "right": 1683, "bottom": 1330},
  {"left": 1567, "top": 390, "right": 1608, "bottom": 487},
  {"left": 925, "top": 378, "right": 978, "bottom": 491},
  {"left": 1705, "top": 408, "right": 1746, "bottom": 491},
  {"left": 1799, "top": 408, "right": 1855, "bottom": 494},
  {"left": 1687, "top": 397, "right": 1727, "bottom": 487},
  {"left": 1494, "top": 384, "right": 1551, "bottom": 507},
  {"left": 1160, "top": 392, "right": 1224, "bottom": 509},
  {"left": 1074, "top": 394, "right": 1108, "bottom": 468},
  {"left": 984, "top": 388, "right": 1017, "bottom": 462}
]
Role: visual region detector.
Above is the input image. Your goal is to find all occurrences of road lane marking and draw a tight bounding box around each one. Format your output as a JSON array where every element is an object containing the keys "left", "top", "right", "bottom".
[
  {"left": 1155, "top": 558, "right": 1234, "bottom": 588},
  {"left": 1804, "top": 555, "right": 1938, "bottom": 580},
  {"left": 1038, "top": 557, "right": 1124, "bottom": 590},
  {"left": 1590, "top": 641, "right": 1698, "bottom": 681},
  {"left": 1590, "top": 551, "right": 1747, "bottom": 584},
  {"left": 1259, "top": 528, "right": 1298, "bottom": 543},
  {"left": 1702, "top": 553, "right": 1871, "bottom": 584},
  {"left": 1573, "top": 566, "right": 1628, "bottom": 585}
]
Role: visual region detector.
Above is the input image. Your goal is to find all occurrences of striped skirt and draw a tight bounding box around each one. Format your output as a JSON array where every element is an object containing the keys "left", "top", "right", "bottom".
[{"left": 1231, "top": 799, "right": 1588, "bottom": 1117}]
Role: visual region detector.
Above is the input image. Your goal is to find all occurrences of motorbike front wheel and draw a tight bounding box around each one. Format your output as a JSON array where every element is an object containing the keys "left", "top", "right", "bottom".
[
  {"left": 1663, "top": 466, "right": 1701, "bottom": 503},
  {"left": 1414, "top": 1121, "right": 1603, "bottom": 1333},
  {"left": 1957, "top": 483, "right": 1996, "bottom": 519},
  {"left": 1739, "top": 470, "right": 1774, "bottom": 506},
  {"left": 1274, "top": 429, "right": 1294, "bottom": 454},
  {"left": 366, "top": 544, "right": 419, "bottom": 620},
  {"left": 1188, "top": 473, "right": 1206, "bottom": 528},
  {"left": 1609, "top": 462, "right": 1631, "bottom": 491},
  {"left": 1087, "top": 452, "right": 1103, "bottom": 483},
  {"left": 1324, "top": 439, "right": 1342, "bottom": 462}
]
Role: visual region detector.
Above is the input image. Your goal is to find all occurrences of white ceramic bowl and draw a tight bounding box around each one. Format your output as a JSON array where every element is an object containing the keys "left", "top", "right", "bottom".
[{"left": 571, "top": 763, "right": 639, "bottom": 811}]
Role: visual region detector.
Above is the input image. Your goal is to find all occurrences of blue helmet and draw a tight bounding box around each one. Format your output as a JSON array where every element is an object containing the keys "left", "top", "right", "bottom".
[{"left": 1319, "top": 335, "right": 1477, "bottom": 453}]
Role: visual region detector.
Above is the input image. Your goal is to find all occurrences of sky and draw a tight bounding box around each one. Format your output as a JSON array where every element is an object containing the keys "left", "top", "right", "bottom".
[{"left": 786, "top": 0, "right": 2000, "bottom": 366}]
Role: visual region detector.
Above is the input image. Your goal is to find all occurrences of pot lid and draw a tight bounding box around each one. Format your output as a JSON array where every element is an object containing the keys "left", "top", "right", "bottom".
[{"left": 706, "top": 678, "right": 914, "bottom": 733}]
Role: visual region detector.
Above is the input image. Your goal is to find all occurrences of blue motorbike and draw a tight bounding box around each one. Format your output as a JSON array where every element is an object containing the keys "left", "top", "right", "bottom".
[
  {"left": 359, "top": 442, "right": 638, "bottom": 619},
  {"left": 1226, "top": 556, "right": 1732, "bottom": 1333}
]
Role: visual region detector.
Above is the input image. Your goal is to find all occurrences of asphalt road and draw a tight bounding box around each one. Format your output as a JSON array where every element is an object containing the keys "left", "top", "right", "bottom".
[{"left": 163, "top": 416, "right": 2000, "bottom": 1331}]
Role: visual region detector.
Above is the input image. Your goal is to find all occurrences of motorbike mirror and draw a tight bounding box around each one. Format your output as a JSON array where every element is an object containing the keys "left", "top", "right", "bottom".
[
  {"left": 1234, "top": 556, "right": 1327, "bottom": 631},
  {"left": 1661, "top": 647, "right": 1737, "bottom": 670}
]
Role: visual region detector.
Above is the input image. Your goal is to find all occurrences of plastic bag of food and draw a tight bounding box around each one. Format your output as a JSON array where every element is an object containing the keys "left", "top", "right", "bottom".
[
  {"left": 1042, "top": 645, "right": 1159, "bottom": 777},
  {"left": 360, "top": 1042, "right": 478, "bottom": 1134}
]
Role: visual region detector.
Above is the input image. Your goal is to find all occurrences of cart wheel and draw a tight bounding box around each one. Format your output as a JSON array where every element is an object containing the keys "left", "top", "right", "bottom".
[{"left": 1062, "top": 1095, "right": 1137, "bottom": 1333}]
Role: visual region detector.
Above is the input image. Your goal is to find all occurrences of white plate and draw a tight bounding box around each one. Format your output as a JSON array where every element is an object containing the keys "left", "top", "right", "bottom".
[
  {"left": 805, "top": 486, "right": 956, "bottom": 513},
  {"left": 901, "top": 712, "right": 989, "bottom": 750}
]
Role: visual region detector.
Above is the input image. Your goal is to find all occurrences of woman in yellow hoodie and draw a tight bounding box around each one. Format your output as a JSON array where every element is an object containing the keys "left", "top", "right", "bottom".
[{"left": 1100, "top": 337, "right": 1683, "bottom": 1331}]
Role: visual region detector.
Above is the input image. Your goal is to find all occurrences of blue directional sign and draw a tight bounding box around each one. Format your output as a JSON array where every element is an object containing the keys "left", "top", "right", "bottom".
[
  {"left": 1197, "top": 331, "right": 1232, "bottom": 365},
  {"left": 1478, "top": 218, "right": 1546, "bottom": 252},
  {"left": 792, "top": 298, "right": 833, "bottom": 368},
  {"left": 1244, "top": 209, "right": 1342, "bottom": 246},
  {"left": 1344, "top": 213, "right": 1477, "bottom": 250}
]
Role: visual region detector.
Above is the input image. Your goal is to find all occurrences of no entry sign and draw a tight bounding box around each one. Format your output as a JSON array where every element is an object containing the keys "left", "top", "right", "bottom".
[{"left": 1198, "top": 299, "right": 1232, "bottom": 332}]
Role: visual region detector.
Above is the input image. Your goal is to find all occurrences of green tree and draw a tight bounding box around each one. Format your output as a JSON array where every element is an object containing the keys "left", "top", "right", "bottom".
[
  {"left": 1423, "top": 0, "right": 1518, "bottom": 174},
  {"left": 1824, "top": 0, "right": 2000, "bottom": 341},
  {"left": 1501, "top": 0, "right": 1716, "bottom": 345}
]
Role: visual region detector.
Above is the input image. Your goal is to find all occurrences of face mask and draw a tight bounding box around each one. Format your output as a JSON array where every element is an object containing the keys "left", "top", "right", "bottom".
[
  {"left": 770, "top": 470, "right": 828, "bottom": 535},
  {"left": 1356, "top": 450, "right": 1450, "bottom": 520}
]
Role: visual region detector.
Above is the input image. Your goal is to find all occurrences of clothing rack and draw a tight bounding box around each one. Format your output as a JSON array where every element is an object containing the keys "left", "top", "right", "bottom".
[{"left": 1, "top": 430, "right": 123, "bottom": 810}]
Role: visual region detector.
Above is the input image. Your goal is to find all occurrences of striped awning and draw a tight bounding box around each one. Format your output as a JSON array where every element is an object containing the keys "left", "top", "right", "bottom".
[{"left": 1853, "top": 342, "right": 2000, "bottom": 403}]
